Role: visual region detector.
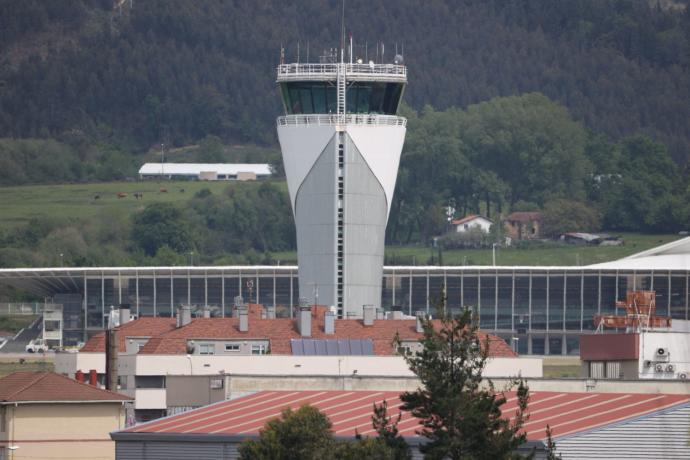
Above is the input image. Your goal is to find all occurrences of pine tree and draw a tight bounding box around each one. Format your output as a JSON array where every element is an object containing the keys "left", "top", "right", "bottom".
[
  {"left": 371, "top": 399, "right": 412, "bottom": 460},
  {"left": 398, "top": 307, "right": 531, "bottom": 459}
]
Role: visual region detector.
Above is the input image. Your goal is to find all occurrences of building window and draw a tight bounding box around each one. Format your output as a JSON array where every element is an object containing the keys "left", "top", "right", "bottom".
[
  {"left": 199, "top": 343, "right": 215, "bottom": 355},
  {"left": 135, "top": 376, "right": 166, "bottom": 389},
  {"left": 210, "top": 377, "right": 224, "bottom": 389},
  {"left": 225, "top": 343, "right": 240, "bottom": 353},
  {"left": 0, "top": 406, "right": 5, "bottom": 432},
  {"left": 251, "top": 344, "right": 267, "bottom": 355},
  {"left": 397, "top": 345, "right": 412, "bottom": 355}
]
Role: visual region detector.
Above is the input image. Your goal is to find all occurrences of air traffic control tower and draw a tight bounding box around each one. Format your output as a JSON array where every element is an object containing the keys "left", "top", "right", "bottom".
[{"left": 276, "top": 48, "right": 407, "bottom": 318}]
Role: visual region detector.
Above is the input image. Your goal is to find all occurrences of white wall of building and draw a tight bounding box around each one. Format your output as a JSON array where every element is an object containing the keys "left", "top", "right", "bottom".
[
  {"left": 638, "top": 331, "right": 690, "bottom": 380},
  {"left": 119, "top": 354, "right": 542, "bottom": 379},
  {"left": 455, "top": 217, "right": 493, "bottom": 234}
]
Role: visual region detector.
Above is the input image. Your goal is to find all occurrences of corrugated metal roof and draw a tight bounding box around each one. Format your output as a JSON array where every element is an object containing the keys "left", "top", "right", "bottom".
[
  {"left": 138, "top": 163, "right": 272, "bottom": 176},
  {"left": 555, "top": 404, "right": 690, "bottom": 459},
  {"left": 120, "top": 390, "right": 690, "bottom": 441}
]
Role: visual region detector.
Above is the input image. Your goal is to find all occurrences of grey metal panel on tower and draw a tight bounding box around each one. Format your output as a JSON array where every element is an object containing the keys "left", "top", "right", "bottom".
[
  {"left": 342, "top": 135, "right": 388, "bottom": 315},
  {"left": 295, "top": 135, "right": 338, "bottom": 308}
]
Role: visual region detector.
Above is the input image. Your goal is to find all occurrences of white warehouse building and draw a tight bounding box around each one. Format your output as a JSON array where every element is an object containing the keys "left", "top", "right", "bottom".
[{"left": 138, "top": 163, "right": 272, "bottom": 181}]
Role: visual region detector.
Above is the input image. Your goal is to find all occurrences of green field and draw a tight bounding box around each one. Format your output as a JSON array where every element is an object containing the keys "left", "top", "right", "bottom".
[
  {"left": 0, "top": 180, "right": 269, "bottom": 229},
  {"left": 274, "top": 233, "right": 680, "bottom": 267},
  {"left": 383, "top": 233, "right": 680, "bottom": 266}
]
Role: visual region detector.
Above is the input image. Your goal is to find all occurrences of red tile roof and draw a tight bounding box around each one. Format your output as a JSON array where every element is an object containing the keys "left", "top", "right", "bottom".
[
  {"left": 80, "top": 317, "right": 177, "bottom": 352},
  {"left": 122, "top": 390, "right": 690, "bottom": 441},
  {"left": 0, "top": 372, "right": 132, "bottom": 403},
  {"left": 451, "top": 214, "right": 491, "bottom": 226},
  {"left": 137, "top": 314, "right": 516, "bottom": 358}
]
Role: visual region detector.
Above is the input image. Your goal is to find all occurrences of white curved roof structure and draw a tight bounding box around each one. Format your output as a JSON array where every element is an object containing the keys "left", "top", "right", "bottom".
[{"left": 588, "top": 236, "right": 690, "bottom": 270}]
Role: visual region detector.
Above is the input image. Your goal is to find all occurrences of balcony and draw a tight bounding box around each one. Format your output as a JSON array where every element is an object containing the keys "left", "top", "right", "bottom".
[
  {"left": 277, "top": 114, "right": 406, "bottom": 128},
  {"left": 276, "top": 63, "right": 406, "bottom": 83}
]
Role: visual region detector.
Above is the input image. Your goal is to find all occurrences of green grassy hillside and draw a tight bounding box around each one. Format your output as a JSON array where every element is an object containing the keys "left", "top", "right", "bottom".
[{"left": 0, "top": 180, "right": 272, "bottom": 229}]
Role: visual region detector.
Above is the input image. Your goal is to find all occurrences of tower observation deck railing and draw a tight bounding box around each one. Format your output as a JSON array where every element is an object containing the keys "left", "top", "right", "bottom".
[
  {"left": 276, "top": 63, "right": 407, "bottom": 82},
  {"left": 277, "top": 114, "right": 407, "bottom": 127}
]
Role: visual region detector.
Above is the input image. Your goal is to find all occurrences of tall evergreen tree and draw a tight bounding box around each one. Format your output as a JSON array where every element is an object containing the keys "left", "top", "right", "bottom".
[{"left": 398, "top": 307, "right": 531, "bottom": 459}]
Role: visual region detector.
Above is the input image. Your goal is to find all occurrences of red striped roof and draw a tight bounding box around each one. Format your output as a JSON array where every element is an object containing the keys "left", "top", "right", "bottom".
[{"left": 122, "top": 390, "right": 690, "bottom": 441}]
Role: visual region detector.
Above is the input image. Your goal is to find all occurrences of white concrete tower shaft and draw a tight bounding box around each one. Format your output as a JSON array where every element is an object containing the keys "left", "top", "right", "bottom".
[{"left": 276, "top": 60, "right": 407, "bottom": 317}]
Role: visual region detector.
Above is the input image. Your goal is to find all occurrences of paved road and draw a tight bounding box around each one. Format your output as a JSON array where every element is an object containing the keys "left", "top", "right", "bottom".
[{"left": 1, "top": 316, "right": 42, "bottom": 353}]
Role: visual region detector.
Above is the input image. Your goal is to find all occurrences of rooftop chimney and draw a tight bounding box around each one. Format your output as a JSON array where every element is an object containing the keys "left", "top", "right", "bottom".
[
  {"left": 416, "top": 310, "right": 426, "bottom": 333},
  {"left": 376, "top": 308, "right": 386, "bottom": 320},
  {"left": 324, "top": 310, "right": 335, "bottom": 334},
  {"left": 177, "top": 305, "right": 192, "bottom": 327},
  {"left": 363, "top": 305, "right": 375, "bottom": 326},
  {"left": 238, "top": 306, "right": 249, "bottom": 332},
  {"left": 388, "top": 310, "right": 404, "bottom": 320},
  {"left": 266, "top": 305, "right": 276, "bottom": 319},
  {"left": 119, "top": 305, "right": 131, "bottom": 325},
  {"left": 298, "top": 307, "right": 311, "bottom": 337},
  {"left": 202, "top": 306, "right": 211, "bottom": 318},
  {"left": 233, "top": 295, "right": 244, "bottom": 318}
]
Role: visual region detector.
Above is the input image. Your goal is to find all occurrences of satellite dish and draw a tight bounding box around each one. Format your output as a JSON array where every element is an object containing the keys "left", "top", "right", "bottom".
[{"left": 393, "top": 54, "right": 404, "bottom": 65}]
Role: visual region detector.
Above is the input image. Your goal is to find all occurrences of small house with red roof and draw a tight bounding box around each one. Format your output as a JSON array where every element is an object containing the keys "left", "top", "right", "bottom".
[
  {"left": 450, "top": 214, "right": 493, "bottom": 234},
  {"left": 0, "top": 371, "right": 131, "bottom": 460}
]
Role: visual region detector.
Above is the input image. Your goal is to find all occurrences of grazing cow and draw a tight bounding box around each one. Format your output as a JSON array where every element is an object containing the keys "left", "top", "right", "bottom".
[
  {"left": 117, "top": 192, "right": 127, "bottom": 198},
  {"left": 180, "top": 188, "right": 185, "bottom": 193},
  {"left": 159, "top": 188, "right": 168, "bottom": 193},
  {"left": 93, "top": 195, "right": 100, "bottom": 200},
  {"left": 133, "top": 192, "right": 143, "bottom": 200}
]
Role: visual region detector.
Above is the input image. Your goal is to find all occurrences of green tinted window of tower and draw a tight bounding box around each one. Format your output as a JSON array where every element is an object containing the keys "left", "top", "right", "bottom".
[
  {"left": 281, "top": 82, "right": 403, "bottom": 115},
  {"left": 299, "top": 87, "right": 314, "bottom": 113},
  {"left": 312, "top": 86, "right": 327, "bottom": 113}
]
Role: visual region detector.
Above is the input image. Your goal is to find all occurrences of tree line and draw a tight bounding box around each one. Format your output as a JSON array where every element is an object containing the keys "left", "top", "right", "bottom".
[
  {"left": 0, "top": 0, "right": 688, "bottom": 161},
  {"left": 390, "top": 93, "right": 689, "bottom": 244}
]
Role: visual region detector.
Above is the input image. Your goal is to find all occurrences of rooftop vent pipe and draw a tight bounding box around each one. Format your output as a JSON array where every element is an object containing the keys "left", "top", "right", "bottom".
[
  {"left": 324, "top": 310, "right": 335, "bottom": 334},
  {"left": 266, "top": 305, "right": 276, "bottom": 319},
  {"left": 177, "top": 305, "right": 192, "bottom": 327},
  {"left": 119, "top": 305, "right": 131, "bottom": 325},
  {"left": 238, "top": 306, "right": 249, "bottom": 332},
  {"left": 363, "top": 305, "right": 375, "bottom": 326},
  {"left": 415, "top": 311, "right": 426, "bottom": 333},
  {"left": 298, "top": 307, "right": 312, "bottom": 337}
]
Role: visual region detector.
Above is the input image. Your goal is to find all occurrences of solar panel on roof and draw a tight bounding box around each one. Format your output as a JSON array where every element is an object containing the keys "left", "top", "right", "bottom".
[
  {"left": 361, "top": 339, "right": 374, "bottom": 355},
  {"left": 290, "top": 339, "right": 303, "bottom": 355},
  {"left": 290, "top": 339, "right": 374, "bottom": 356},
  {"left": 314, "top": 340, "right": 327, "bottom": 355},
  {"left": 325, "top": 340, "right": 338, "bottom": 355}
]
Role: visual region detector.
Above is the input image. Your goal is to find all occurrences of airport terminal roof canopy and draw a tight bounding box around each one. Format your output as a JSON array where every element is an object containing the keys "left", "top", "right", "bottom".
[
  {"left": 1, "top": 237, "right": 690, "bottom": 296},
  {"left": 138, "top": 163, "right": 272, "bottom": 176},
  {"left": 589, "top": 236, "right": 690, "bottom": 271}
]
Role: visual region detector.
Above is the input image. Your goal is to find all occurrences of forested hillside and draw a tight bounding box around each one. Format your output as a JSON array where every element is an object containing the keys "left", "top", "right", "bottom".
[{"left": 0, "top": 0, "right": 688, "bottom": 159}]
